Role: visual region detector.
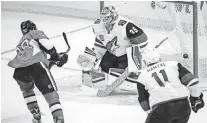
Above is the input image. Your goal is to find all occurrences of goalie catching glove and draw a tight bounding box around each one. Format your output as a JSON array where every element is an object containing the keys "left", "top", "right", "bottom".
[
  {"left": 189, "top": 93, "right": 205, "bottom": 113},
  {"left": 77, "top": 47, "right": 97, "bottom": 71},
  {"left": 48, "top": 47, "right": 68, "bottom": 68}
]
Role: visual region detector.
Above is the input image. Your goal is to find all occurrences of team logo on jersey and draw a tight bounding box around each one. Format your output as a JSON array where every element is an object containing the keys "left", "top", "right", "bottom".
[
  {"left": 106, "top": 36, "right": 120, "bottom": 54},
  {"left": 48, "top": 84, "right": 52, "bottom": 89},
  {"left": 118, "top": 20, "right": 127, "bottom": 26},
  {"left": 99, "top": 35, "right": 104, "bottom": 41}
]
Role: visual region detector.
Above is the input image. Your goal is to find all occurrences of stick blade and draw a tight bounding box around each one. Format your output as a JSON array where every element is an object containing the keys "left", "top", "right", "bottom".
[{"left": 62, "top": 32, "right": 71, "bottom": 53}]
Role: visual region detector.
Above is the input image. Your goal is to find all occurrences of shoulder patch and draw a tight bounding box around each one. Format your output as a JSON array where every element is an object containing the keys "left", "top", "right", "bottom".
[
  {"left": 94, "top": 19, "right": 101, "bottom": 24},
  {"left": 118, "top": 20, "right": 127, "bottom": 26}
]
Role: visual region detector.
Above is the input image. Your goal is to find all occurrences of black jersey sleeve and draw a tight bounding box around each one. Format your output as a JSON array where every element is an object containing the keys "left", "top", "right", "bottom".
[
  {"left": 126, "top": 22, "right": 148, "bottom": 45},
  {"left": 178, "top": 63, "right": 199, "bottom": 86},
  {"left": 137, "top": 82, "right": 150, "bottom": 112}
]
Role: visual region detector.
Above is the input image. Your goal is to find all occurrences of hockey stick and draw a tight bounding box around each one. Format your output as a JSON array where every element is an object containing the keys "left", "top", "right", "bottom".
[
  {"left": 49, "top": 32, "right": 71, "bottom": 68},
  {"left": 154, "top": 28, "right": 177, "bottom": 48},
  {"left": 97, "top": 28, "right": 177, "bottom": 97},
  {"left": 62, "top": 32, "right": 71, "bottom": 54}
]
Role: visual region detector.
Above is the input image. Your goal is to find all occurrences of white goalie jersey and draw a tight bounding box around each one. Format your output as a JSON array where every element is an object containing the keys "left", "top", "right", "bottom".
[{"left": 92, "top": 16, "right": 148, "bottom": 58}]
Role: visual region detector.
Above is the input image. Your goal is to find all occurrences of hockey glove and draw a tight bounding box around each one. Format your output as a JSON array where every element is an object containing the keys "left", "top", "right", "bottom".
[
  {"left": 55, "top": 53, "right": 68, "bottom": 67},
  {"left": 189, "top": 93, "right": 204, "bottom": 113},
  {"left": 49, "top": 52, "right": 68, "bottom": 67}
]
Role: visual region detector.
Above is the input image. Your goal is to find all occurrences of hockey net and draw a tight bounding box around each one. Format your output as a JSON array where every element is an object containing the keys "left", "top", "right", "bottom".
[{"left": 103, "top": 1, "right": 207, "bottom": 90}]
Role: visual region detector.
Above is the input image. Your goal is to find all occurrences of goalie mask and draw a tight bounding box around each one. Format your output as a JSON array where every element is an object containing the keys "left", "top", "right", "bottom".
[
  {"left": 142, "top": 49, "right": 161, "bottom": 66},
  {"left": 20, "top": 20, "right": 37, "bottom": 35},
  {"left": 100, "top": 6, "right": 118, "bottom": 26}
]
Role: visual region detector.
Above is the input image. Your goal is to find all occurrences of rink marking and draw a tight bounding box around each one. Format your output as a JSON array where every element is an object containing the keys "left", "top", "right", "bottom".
[{"left": 1, "top": 25, "right": 93, "bottom": 55}]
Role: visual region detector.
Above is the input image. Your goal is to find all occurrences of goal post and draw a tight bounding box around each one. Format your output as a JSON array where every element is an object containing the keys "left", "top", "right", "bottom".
[
  {"left": 192, "top": 1, "right": 198, "bottom": 78},
  {"left": 166, "top": 1, "right": 199, "bottom": 77}
]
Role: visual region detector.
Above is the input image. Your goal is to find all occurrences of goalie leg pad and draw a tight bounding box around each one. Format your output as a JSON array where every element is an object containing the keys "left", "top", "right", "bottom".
[
  {"left": 82, "top": 70, "right": 92, "bottom": 87},
  {"left": 126, "top": 45, "right": 143, "bottom": 72},
  {"left": 43, "top": 91, "right": 64, "bottom": 121},
  {"left": 91, "top": 71, "right": 106, "bottom": 89},
  {"left": 108, "top": 68, "right": 138, "bottom": 92},
  {"left": 82, "top": 70, "right": 106, "bottom": 89}
]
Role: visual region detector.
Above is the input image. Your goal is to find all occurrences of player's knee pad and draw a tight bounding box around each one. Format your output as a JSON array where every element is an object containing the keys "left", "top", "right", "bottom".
[
  {"left": 23, "top": 89, "right": 39, "bottom": 110},
  {"left": 108, "top": 68, "right": 138, "bottom": 92},
  {"left": 43, "top": 91, "right": 64, "bottom": 119}
]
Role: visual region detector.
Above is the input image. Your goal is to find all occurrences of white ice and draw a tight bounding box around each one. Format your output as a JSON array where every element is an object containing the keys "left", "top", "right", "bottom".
[{"left": 1, "top": 11, "right": 207, "bottom": 123}]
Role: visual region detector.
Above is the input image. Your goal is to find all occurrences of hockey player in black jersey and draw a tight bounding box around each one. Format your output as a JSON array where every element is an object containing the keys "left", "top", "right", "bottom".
[
  {"left": 133, "top": 49, "right": 204, "bottom": 123},
  {"left": 8, "top": 20, "right": 68, "bottom": 123}
]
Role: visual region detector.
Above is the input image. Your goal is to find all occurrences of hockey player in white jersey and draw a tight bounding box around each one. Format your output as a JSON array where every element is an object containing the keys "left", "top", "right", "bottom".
[
  {"left": 132, "top": 49, "right": 204, "bottom": 123},
  {"left": 8, "top": 20, "right": 68, "bottom": 123},
  {"left": 78, "top": 5, "right": 148, "bottom": 92},
  {"left": 93, "top": 5, "right": 148, "bottom": 72}
]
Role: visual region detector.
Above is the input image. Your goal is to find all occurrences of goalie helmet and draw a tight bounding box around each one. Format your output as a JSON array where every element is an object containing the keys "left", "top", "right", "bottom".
[
  {"left": 100, "top": 5, "right": 118, "bottom": 26},
  {"left": 20, "top": 20, "right": 37, "bottom": 35},
  {"left": 142, "top": 49, "right": 161, "bottom": 66}
]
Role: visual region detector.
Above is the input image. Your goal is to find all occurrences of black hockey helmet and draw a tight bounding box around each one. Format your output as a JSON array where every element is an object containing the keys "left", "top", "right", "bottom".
[{"left": 20, "top": 20, "right": 37, "bottom": 35}]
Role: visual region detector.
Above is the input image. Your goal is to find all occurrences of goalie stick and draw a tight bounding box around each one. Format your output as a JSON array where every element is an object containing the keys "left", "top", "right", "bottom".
[{"left": 97, "top": 28, "right": 177, "bottom": 97}]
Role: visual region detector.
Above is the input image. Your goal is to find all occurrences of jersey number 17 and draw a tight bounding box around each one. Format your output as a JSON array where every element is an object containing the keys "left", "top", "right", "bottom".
[{"left": 152, "top": 69, "right": 169, "bottom": 87}]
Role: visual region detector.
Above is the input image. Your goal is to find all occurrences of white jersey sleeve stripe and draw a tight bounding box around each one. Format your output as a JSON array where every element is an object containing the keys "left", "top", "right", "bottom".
[
  {"left": 94, "top": 43, "right": 106, "bottom": 49},
  {"left": 40, "top": 62, "right": 57, "bottom": 91},
  {"left": 187, "top": 78, "right": 199, "bottom": 87}
]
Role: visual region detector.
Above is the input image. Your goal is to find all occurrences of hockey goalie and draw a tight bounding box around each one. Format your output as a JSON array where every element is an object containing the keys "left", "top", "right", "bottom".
[{"left": 77, "top": 5, "right": 148, "bottom": 95}]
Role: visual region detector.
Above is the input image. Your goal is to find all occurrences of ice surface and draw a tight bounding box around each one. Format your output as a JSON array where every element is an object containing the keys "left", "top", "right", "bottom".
[{"left": 1, "top": 11, "right": 207, "bottom": 123}]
